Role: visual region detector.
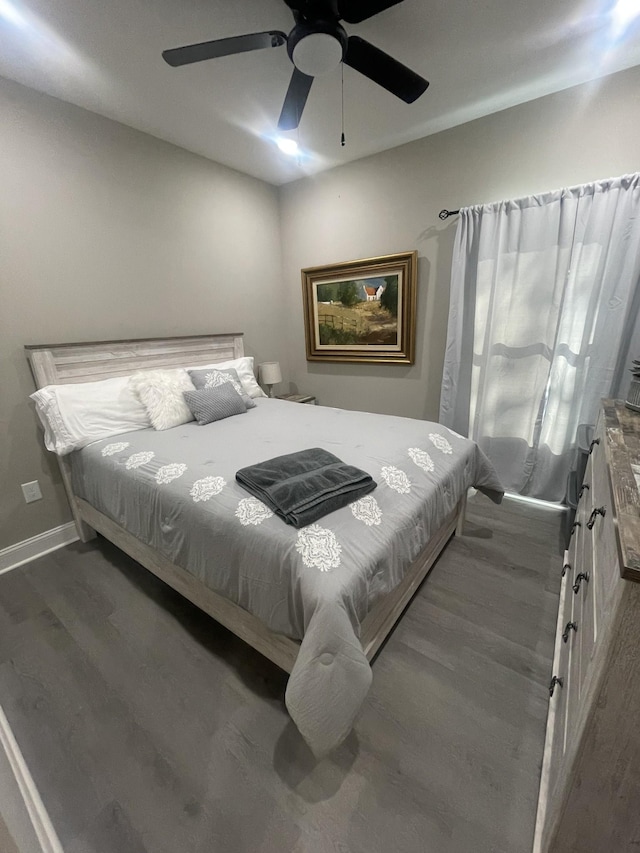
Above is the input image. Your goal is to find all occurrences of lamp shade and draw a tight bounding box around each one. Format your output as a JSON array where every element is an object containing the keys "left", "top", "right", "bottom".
[{"left": 259, "top": 362, "right": 282, "bottom": 385}]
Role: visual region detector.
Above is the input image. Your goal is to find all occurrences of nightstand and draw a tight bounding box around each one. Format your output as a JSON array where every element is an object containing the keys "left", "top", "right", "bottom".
[{"left": 276, "top": 393, "right": 317, "bottom": 405}]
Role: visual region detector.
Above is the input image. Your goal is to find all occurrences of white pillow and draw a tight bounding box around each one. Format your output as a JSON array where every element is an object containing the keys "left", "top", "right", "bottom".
[
  {"left": 30, "top": 375, "right": 151, "bottom": 456},
  {"left": 129, "top": 368, "right": 196, "bottom": 430},
  {"left": 187, "top": 356, "right": 266, "bottom": 399}
]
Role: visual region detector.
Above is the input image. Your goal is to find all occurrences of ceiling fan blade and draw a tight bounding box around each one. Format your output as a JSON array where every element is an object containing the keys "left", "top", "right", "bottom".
[
  {"left": 278, "top": 69, "right": 314, "bottom": 130},
  {"left": 344, "top": 36, "right": 428, "bottom": 103},
  {"left": 338, "top": 0, "right": 404, "bottom": 24},
  {"left": 162, "top": 31, "right": 287, "bottom": 67}
]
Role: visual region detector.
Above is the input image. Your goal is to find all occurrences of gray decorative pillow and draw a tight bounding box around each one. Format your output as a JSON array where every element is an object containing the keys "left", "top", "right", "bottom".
[
  {"left": 188, "top": 367, "right": 256, "bottom": 409},
  {"left": 183, "top": 384, "right": 247, "bottom": 425}
]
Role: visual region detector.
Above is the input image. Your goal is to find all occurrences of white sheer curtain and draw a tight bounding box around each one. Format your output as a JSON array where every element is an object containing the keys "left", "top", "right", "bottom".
[{"left": 440, "top": 174, "right": 640, "bottom": 501}]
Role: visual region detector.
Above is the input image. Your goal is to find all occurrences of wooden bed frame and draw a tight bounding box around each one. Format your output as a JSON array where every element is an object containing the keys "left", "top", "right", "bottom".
[{"left": 25, "top": 333, "right": 466, "bottom": 674}]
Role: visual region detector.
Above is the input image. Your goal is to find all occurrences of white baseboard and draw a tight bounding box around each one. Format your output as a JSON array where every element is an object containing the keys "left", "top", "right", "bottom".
[
  {"left": 0, "top": 523, "right": 79, "bottom": 575},
  {"left": 0, "top": 704, "right": 64, "bottom": 853}
]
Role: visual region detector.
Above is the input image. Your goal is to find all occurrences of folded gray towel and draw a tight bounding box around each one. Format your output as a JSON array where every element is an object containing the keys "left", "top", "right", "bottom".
[{"left": 236, "top": 447, "right": 377, "bottom": 528}]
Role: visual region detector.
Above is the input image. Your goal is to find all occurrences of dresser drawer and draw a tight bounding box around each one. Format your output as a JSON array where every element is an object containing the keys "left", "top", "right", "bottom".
[
  {"left": 563, "top": 495, "right": 589, "bottom": 750},
  {"left": 546, "top": 553, "right": 575, "bottom": 802},
  {"left": 574, "top": 549, "right": 595, "bottom": 701},
  {"left": 589, "top": 420, "right": 620, "bottom": 623},
  {"left": 572, "top": 452, "right": 596, "bottom": 697}
]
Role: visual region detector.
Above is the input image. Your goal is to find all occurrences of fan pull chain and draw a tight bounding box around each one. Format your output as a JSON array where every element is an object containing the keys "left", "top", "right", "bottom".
[{"left": 341, "top": 62, "right": 346, "bottom": 147}]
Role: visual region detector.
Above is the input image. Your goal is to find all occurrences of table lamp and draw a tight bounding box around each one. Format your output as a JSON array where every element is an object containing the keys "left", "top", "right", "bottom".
[{"left": 259, "top": 361, "right": 282, "bottom": 397}]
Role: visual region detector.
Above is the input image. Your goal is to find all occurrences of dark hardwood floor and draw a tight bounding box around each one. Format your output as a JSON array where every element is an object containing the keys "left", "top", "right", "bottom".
[{"left": 0, "top": 495, "right": 563, "bottom": 853}]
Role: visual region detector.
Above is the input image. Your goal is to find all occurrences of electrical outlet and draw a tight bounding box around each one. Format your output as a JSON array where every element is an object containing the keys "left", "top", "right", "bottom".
[{"left": 21, "top": 480, "right": 42, "bottom": 503}]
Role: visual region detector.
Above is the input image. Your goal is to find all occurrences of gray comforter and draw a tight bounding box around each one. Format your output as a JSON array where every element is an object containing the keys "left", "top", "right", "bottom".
[{"left": 70, "top": 399, "right": 503, "bottom": 755}]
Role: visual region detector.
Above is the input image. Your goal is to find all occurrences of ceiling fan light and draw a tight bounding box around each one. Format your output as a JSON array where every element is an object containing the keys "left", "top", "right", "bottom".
[
  {"left": 276, "top": 136, "right": 299, "bottom": 155},
  {"left": 292, "top": 33, "right": 343, "bottom": 76}
]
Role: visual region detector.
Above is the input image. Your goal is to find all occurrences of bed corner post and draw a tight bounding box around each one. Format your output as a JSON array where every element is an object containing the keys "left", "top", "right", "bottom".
[
  {"left": 455, "top": 490, "right": 468, "bottom": 536},
  {"left": 26, "top": 346, "right": 97, "bottom": 544},
  {"left": 58, "top": 457, "right": 97, "bottom": 543}
]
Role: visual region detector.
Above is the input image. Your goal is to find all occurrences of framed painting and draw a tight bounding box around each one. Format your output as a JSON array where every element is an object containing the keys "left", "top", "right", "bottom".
[{"left": 301, "top": 251, "right": 417, "bottom": 364}]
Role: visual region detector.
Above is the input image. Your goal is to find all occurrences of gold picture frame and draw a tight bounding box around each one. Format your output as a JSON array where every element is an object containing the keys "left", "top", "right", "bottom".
[{"left": 301, "top": 251, "right": 417, "bottom": 364}]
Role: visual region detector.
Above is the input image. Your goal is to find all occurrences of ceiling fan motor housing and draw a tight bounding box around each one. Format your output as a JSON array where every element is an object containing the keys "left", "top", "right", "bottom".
[{"left": 287, "top": 20, "right": 347, "bottom": 76}]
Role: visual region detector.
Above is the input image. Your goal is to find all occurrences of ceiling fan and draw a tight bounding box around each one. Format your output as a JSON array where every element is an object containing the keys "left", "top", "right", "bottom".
[{"left": 162, "top": 0, "right": 429, "bottom": 131}]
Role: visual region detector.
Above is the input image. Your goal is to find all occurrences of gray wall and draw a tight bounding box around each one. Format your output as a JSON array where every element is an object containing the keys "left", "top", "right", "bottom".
[
  {"left": 3, "top": 65, "right": 640, "bottom": 551},
  {"left": 278, "top": 65, "right": 640, "bottom": 420},
  {"left": 0, "top": 77, "right": 284, "bottom": 550}
]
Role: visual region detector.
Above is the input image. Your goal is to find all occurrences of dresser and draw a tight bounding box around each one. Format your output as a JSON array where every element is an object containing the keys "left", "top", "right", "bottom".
[{"left": 534, "top": 401, "right": 640, "bottom": 853}]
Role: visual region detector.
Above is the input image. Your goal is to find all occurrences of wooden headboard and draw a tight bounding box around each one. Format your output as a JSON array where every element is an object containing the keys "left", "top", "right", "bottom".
[
  {"left": 25, "top": 333, "right": 245, "bottom": 389},
  {"left": 24, "top": 333, "right": 246, "bottom": 542}
]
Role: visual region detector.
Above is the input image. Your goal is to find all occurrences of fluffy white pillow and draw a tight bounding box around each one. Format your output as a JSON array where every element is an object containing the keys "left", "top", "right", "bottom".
[
  {"left": 30, "top": 375, "right": 151, "bottom": 456},
  {"left": 129, "top": 368, "right": 196, "bottom": 430},
  {"left": 187, "top": 356, "right": 266, "bottom": 399}
]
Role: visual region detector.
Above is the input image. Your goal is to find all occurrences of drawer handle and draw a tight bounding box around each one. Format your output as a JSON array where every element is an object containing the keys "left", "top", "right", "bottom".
[
  {"left": 549, "top": 675, "right": 564, "bottom": 697},
  {"left": 578, "top": 483, "right": 590, "bottom": 499},
  {"left": 570, "top": 521, "right": 581, "bottom": 536},
  {"left": 562, "top": 621, "right": 578, "bottom": 642},
  {"left": 586, "top": 506, "right": 607, "bottom": 530},
  {"left": 589, "top": 438, "right": 600, "bottom": 454},
  {"left": 573, "top": 571, "right": 590, "bottom": 593},
  {"left": 561, "top": 562, "right": 571, "bottom": 577}
]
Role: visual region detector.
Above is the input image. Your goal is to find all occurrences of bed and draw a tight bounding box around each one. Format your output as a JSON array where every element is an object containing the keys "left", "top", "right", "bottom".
[{"left": 25, "top": 333, "right": 503, "bottom": 755}]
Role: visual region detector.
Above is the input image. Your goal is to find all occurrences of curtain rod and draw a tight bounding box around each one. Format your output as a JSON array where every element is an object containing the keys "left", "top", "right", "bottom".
[{"left": 438, "top": 209, "right": 460, "bottom": 220}]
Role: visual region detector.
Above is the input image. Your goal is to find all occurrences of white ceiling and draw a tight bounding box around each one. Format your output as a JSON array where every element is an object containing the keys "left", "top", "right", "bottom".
[{"left": 1, "top": 0, "right": 640, "bottom": 185}]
